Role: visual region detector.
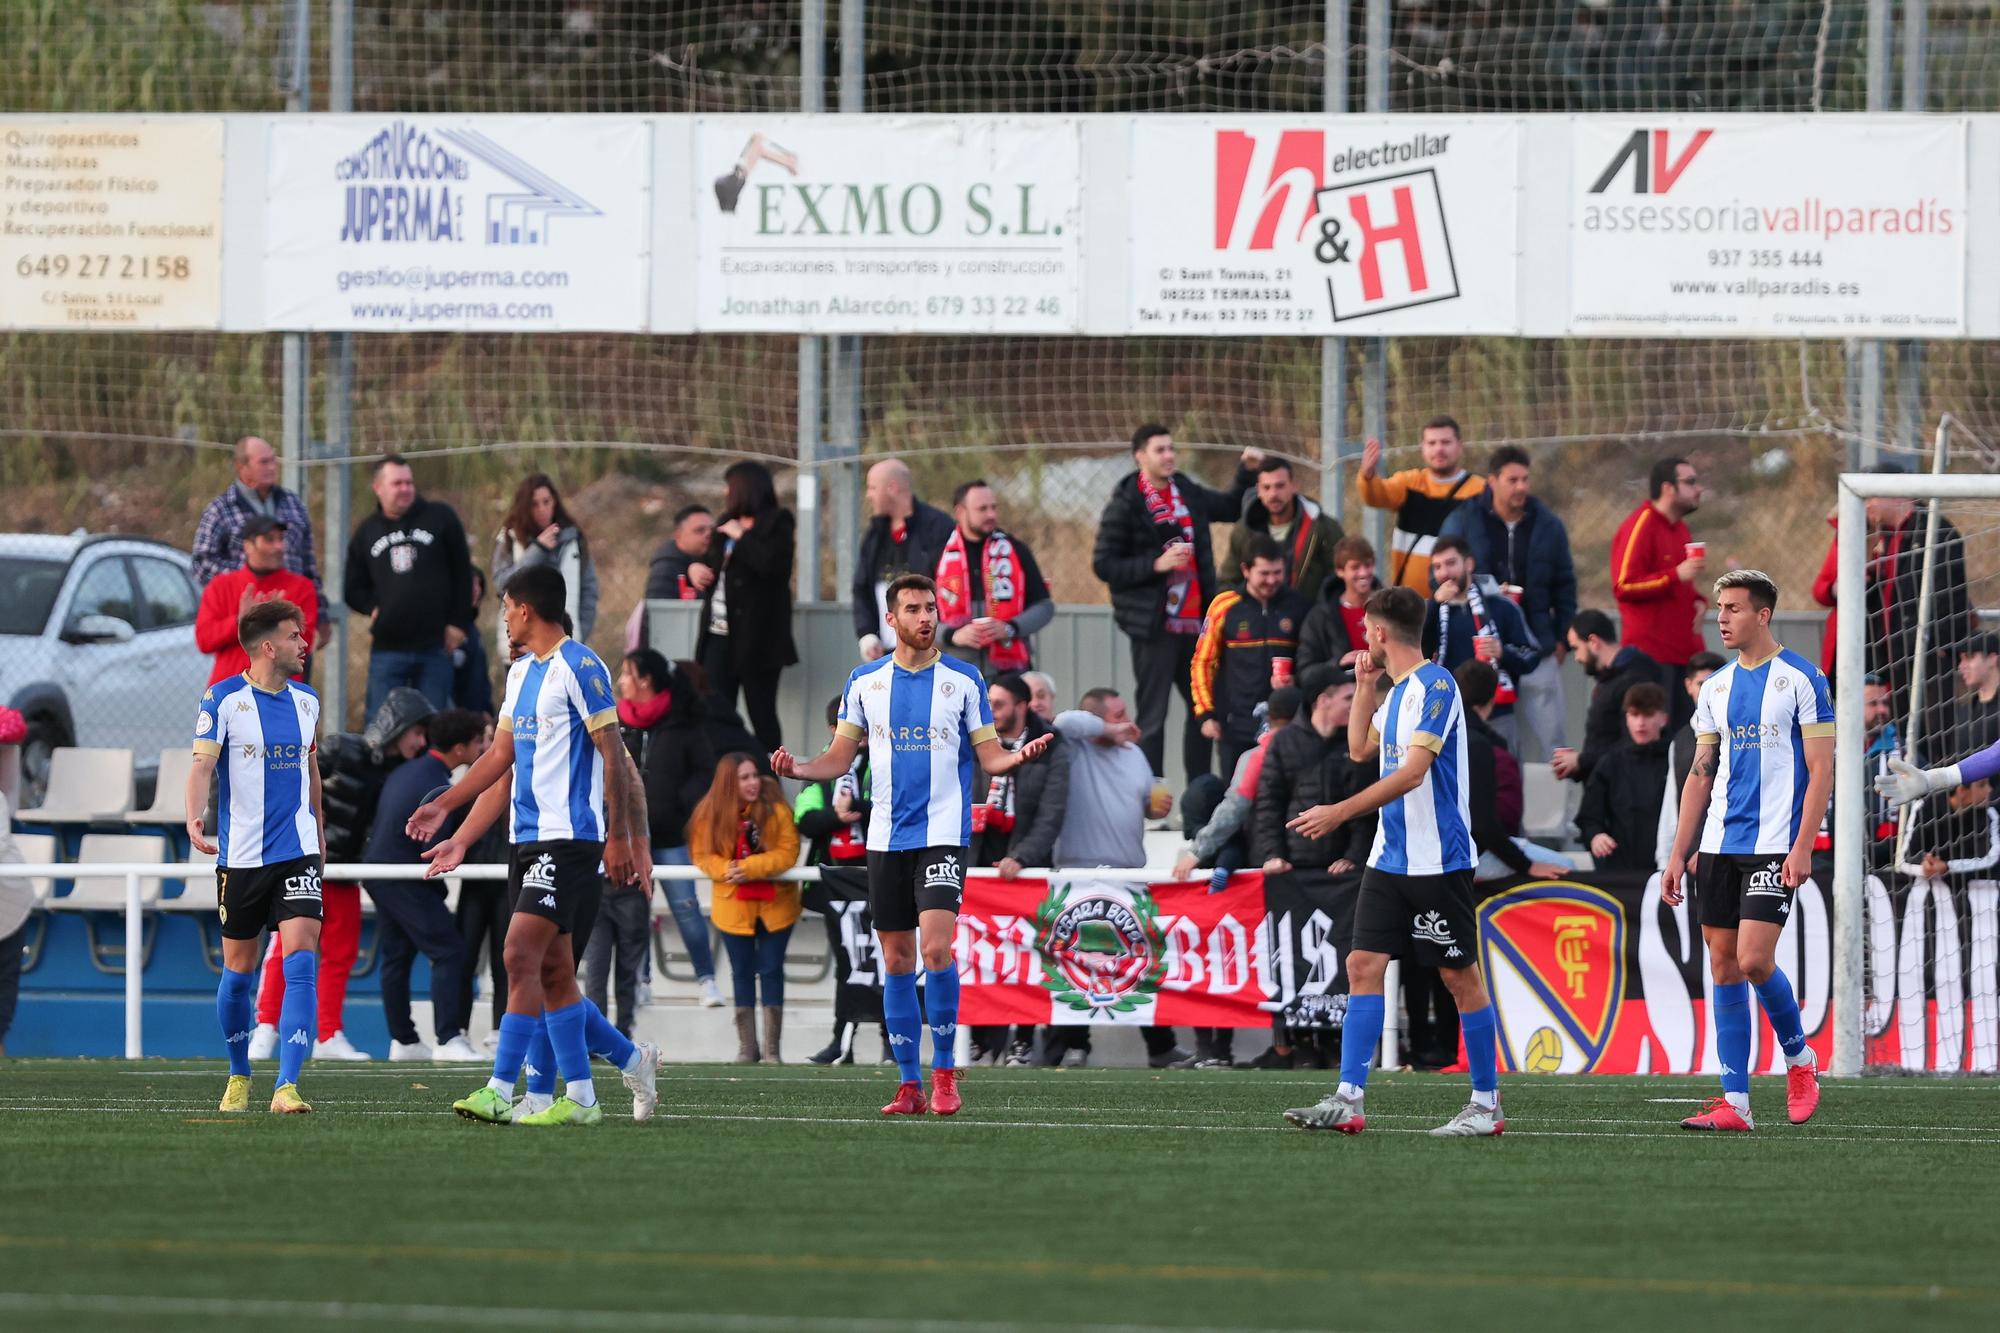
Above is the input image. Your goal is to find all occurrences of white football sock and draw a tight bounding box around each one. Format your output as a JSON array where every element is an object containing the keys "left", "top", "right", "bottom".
[{"left": 567, "top": 1078, "right": 598, "bottom": 1109}]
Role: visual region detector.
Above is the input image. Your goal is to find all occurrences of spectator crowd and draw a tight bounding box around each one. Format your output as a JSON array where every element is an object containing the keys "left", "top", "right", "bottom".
[{"left": 5, "top": 417, "right": 1985, "bottom": 1068}]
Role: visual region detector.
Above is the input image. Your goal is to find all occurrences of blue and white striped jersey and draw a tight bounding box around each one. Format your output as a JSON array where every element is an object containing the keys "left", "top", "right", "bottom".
[
  {"left": 1694, "top": 647, "right": 1835, "bottom": 856},
  {"left": 834, "top": 651, "right": 997, "bottom": 851},
  {"left": 498, "top": 638, "right": 620, "bottom": 844},
  {"left": 193, "top": 675, "right": 321, "bottom": 869},
  {"left": 1366, "top": 661, "right": 1476, "bottom": 877}
]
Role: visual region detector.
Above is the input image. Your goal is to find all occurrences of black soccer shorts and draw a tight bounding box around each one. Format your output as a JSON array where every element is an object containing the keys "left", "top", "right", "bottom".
[
  {"left": 509, "top": 840, "right": 606, "bottom": 935},
  {"left": 866, "top": 846, "right": 966, "bottom": 934},
  {"left": 1694, "top": 852, "right": 1794, "bottom": 930},
  {"left": 216, "top": 855, "right": 324, "bottom": 941},
  {"left": 1350, "top": 866, "right": 1480, "bottom": 969}
]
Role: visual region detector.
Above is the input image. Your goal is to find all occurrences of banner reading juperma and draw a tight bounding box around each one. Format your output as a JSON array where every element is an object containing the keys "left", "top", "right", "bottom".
[
  {"left": 0, "top": 119, "right": 224, "bottom": 329},
  {"left": 1568, "top": 117, "right": 1967, "bottom": 337},
  {"left": 263, "top": 117, "right": 651, "bottom": 331},
  {"left": 1126, "top": 116, "right": 1521, "bottom": 335},
  {"left": 693, "top": 116, "right": 1082, "bottom": 333}
]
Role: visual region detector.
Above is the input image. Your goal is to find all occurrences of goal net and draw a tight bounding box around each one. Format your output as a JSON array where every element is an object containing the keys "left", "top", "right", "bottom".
[{"left": 1834, "top": 455, "right": 2000, "bottom": 1076}]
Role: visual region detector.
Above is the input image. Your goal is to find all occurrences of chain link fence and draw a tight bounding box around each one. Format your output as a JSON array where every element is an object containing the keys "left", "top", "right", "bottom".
[{"left": 3, "top": 2, "right": 2000, "bottom": 757}]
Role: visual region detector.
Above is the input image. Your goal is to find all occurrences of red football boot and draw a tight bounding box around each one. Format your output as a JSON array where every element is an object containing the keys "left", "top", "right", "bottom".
[
  {"left": 930, "top": 1067, "right": 962, "bottom": 1116},
  {"left": 881, "top": 1080, "right": 928, "bottom": 1116},
  {"left": 1679, "top": 1096, "right": 1753, "bottom": 1132},
  {"left": 1786, "top": 1055, "right": 1821, "bottom": 1124}
]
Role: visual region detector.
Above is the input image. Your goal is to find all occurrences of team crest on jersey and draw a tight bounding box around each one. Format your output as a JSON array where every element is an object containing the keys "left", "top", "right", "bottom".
[
  {"left": 942, "top": 680, "right": 955, "bottom": 697},
  {"left": 1279, "top": 617, "right": 1294, "bottom": 633},
  {"left": 1774, "top": 676, "right": 1791, "bottom": 693},
  {"left": 1035, "top": 881, "right": 1168, "bottom": 1017},
  {"left": 195, "top": 710, "right": 213, "bottom": 736},
  {"left": 1477, "top": 881, "right": 1625, "bottom": 1074}
]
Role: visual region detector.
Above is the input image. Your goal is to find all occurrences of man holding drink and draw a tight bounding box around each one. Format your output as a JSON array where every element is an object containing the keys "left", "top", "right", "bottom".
[
  {"left": 1190, "top": 536, "right": 1311, "bottom": 781},
  {"left": 1611, "top": 457, "right": 1709, "bottom": 731},
  {"left": 1420, "top": 535, "right": 1544, "bottom": 751}
]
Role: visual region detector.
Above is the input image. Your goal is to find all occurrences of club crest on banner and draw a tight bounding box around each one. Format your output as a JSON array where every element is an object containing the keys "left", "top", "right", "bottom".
[
  {"left": 1035, "top": 879, "right": 1167, "bottom": 1021},
  {"left": 1479, "top": 881, "right": 1626, "bottom": 1073}
]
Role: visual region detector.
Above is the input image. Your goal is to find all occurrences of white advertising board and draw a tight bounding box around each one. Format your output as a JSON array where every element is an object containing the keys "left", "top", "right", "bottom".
[
  {"left": 264, "top": 117, "right": 652, "bottom": 331},
  {"left": 0, "top": 119, "right": 225, "bottom": 329},
  {"left": 1568, "top": 118, "right": 1966, "bottom": 337},
  {"left": 693, "top": 116, "right": 1081, "bottom": 333},
  {"left": 1127, "top": 117, "right": 1521, "bottom": 335}
]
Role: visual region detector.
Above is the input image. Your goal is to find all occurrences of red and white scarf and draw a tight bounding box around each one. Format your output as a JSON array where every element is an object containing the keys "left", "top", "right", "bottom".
[
  {"left": 934, "top": 527, "right": 1031, "bottom": 671},
  {"left": 1436, "top": 582, "right": 1516, "bottom": 706},
  {"left": 1138, "top": 474, "right": 1203, "bottom": 636}
]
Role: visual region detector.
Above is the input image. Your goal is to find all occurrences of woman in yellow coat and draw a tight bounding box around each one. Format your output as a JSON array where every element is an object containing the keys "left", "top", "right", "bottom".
[{"left": 690, "top": 752, "right": 801, "bottom": 1063}]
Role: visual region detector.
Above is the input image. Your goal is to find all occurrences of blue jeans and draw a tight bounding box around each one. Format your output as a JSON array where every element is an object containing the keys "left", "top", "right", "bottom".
[
  {"left": 366, "top": 647, "right": 455, "bottom": 718},
  {"left": 721, "top": 921, "right": 791, "bottom": 1008},
  {"left": 654, "top": 846, "right": 715, "bottom": 980}
]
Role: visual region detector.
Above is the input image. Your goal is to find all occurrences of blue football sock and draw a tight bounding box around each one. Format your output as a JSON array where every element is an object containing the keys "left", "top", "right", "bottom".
[
  {"left": 1753, "top": 969, "right": 1808, "bottom": 1060},
  {"left": 924, "top": 964, "right": 960, "bottom": 1071},
  {"left": 217, "top": 967, "right": 256, "bottom": 1077},
  {"left": 275, "top": 951, "right": 317, "bottom": 1088},
  {"left": 489, "top": 1012, "right": 538, "bottom": 1095},
  {"left": 1460, "top": 1004, "right": 1499, "bottom": 1094},
  {"left": 1714, "top": 981, "right": 1752, "bottom": 1096},
  {"left": 582, "top": 997, "right": 636, "bottom": 1070},
  {"left": 525, "top": 1018, "right": 559, "bottom": 1096},
  {"left": 544, "top": 999, "right": 592, "bottom": 1089},
  {"left": 883, "top": 971, "right": 922, "bottom": 1083},
  {"left": 1340, "top": 993, "right": 1385, "bottom": 1091}
]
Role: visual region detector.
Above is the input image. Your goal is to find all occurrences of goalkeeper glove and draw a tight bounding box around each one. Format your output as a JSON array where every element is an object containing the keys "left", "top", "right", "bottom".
[{"left": 1875, "top": 756, "right": 1963, "bottom": 810}]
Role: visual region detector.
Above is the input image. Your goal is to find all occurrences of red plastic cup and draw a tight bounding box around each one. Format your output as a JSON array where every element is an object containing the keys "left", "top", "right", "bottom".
[
  {"left": 1271, "top": 656, "right": 1294, "bottom": 687},
  {"left": 970, "top": 803, "right": 992, "bottom": 833},
  {"left": 1685, "top": 541, "right": 1706, "bottom": 560}
]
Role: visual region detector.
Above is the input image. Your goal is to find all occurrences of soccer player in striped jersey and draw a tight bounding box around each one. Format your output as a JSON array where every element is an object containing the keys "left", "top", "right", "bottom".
[
  {"left": 186, "top": 598, "right": 325, "bottom": 1115},
  {"left": 407, "top": 566, "right": 650, "bottom": 1127},
  {"left": 772, "top": 573, "right": 1051, "bottom": 1116},
  {"left": 1278, "top": 585, "right": 1505, "bottom": 1137},
  {"left": 1663, "top": 570, "right": 1833, "bottom": 1131}
]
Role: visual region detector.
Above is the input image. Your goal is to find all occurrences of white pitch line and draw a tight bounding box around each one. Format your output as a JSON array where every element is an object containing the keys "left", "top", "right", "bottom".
[{"left": 0, "top": 1291, "right": 1313, "bottom": 1333}]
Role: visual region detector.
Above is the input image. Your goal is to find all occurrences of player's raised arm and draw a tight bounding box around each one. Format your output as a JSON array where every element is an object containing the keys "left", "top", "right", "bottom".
[
  {"left": 1348, "top": 651, "right": 1383, "bottom": 763},
  {"left": 773, "top": 728, "right": 861, "bottom": 782}
]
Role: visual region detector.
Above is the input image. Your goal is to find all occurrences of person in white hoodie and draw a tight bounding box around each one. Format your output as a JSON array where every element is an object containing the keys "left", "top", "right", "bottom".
[{"left": 491, "top": 472, "right": 598, "bottom": 657}]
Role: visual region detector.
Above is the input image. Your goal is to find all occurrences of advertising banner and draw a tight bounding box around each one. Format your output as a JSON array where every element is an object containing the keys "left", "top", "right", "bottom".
[
  {"left": 0, "top": 119, "right": 224, "bottom": 329},
  {"left": 692, "top": 116, "right": 1081, "bottom": 333},
  {"left": 1126, "top": 117, "right": 1521, "bottom": 335},
  {"left": 1568, "top": 118, "right": 1967, "bottom": 337},
  {"left": 264, "top": 117, "right": 652, "bottom": 330}
]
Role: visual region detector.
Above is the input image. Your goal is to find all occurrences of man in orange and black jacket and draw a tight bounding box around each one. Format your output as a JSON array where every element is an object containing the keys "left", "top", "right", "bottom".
[{"left": 1191, "top": 535, "right": 1310, "bottom": 781}]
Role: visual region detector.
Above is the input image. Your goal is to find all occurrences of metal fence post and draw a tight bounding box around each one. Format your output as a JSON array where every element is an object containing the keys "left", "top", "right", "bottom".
[
  {"left": 1361, "top": 0, "right": 1390, "bottom": 557},
  {"left": 797, "top": 0, "right": 826, "bottom": 603},
  {"left": 1832, "top": 481, "right": 1866, "bottom": 1076},
  {"left": 279, "top": 0, "right": 312, "bottom": 504},
  {"left": 1319, "top": 1, "right": 1350, "bottom": 523},
  {"left": 323, "top": 0, "right": 354, "bottom": 726},
  {"left": 124, "top": 870, "right": 142, "bottom": 1058},
  {"left": 827, "top": 0, "right": 867, "bottom": 602},
  {"left": 1895, "top": 0, "right": 1928, "bottom": 463},
  {"left": 1848, "top": 0, "right": 1893, "bottom": 468}
]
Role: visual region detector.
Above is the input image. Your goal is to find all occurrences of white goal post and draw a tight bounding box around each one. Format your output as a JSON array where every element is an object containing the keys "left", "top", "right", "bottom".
[{"left": 1833, "top": 464, "right": 2000, "bottom": 1077}]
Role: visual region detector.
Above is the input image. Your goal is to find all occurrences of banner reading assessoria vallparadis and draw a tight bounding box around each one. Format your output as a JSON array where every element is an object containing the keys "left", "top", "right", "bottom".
[{"left": 944, "top": 867, "right": 1996, "bottom": 1075}]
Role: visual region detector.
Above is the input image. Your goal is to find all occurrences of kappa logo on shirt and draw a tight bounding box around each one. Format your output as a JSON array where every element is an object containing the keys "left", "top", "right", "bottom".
[
  {"left": 522, "top": 854, "right": 558, "bottom": 892},
  {"left": 539, "top": 894, "right": 557, "bottom": 908}
]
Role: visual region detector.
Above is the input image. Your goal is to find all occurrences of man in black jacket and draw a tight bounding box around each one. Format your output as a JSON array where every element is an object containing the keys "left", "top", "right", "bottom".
[
  {"left": 642, "top": 505, "right": 717, "bottom": 602},
  {"left": 968, "top": 674, "right": 1072, "bottom": 1065},
  {"left": 1093, "top": 423, "right": 1261, "bottom": 779},
  {"left": 1295, "top": 536, "right": 1377, "bottom": 678},
  {"left": 364, "top": 708, "right": 489, "bottom": 1062},
  {"left": 1553, "top": 608, "right": 1663, "bottom": 785},
  {"left": 854, "top": 458, "right": 955, "bottom": 662},
  {"left": 1576, "top": 681, "right": 1672, "bottom": 875},
  {"left": 1252, "top": 667, "right": 1374, "bottom": 875},
  {"left": 345, "top": 454, "right": 474, "bottom": 717}
]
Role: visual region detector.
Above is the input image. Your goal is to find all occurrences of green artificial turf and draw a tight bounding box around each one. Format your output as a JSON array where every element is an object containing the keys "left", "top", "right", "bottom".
[{"left": 0, "top": 1062, "right": 1995, "bottom": 1331}]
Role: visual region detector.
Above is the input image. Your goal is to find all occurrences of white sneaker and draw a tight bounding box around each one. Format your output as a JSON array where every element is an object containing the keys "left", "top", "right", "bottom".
[
  {"left": 389, "top": 1039, "right": 434, "bottom": 1062},
  {"left": 433, "top": 1034, "right": 484, "bottom": 1062},
  {"left": 480, "top": 1032, "right": 499, "bottom": 1052},
  {"left": 314, "top": 1030, "right": 371, "bottom": 1061},
  {"left": 1429, "top": 1099, "right": 1505, "bottom": 1137},
  {"left": 696, "top": 976, "right": 724, "bottom": 1009},
  {"left": 247, "top": 1024, "right": 278, "bottom": 1061},
  {"left": 623, "top": 1042, "right": 662, "bottom": 1123},
  {"left": 636, "top": 980, "right": 654, "bottom": 1007}
]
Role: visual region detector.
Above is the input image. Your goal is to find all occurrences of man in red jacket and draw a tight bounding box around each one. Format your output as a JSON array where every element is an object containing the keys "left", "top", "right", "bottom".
[
  {"left": 1611, "top": 458, "right": 1708, "bottom": 729},
  {"left": 196, "top": 515, "right": 319, "bottom": 685}
]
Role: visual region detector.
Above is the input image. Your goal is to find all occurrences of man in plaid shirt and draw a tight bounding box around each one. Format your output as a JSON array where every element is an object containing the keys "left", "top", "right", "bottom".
[{"left": 192, "top": 436, "right": 324, "bottom": 615}]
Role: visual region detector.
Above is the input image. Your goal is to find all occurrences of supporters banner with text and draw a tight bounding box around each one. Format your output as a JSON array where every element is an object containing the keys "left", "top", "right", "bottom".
[
  {"left": 1566, "top": 118, "right": 1967, "bottom": 337},
  {"left": 264, "top": 116, "right": 653, "bottom": 331},
  {"left": 692, "top": 116, "right": 1082, "bottom": 333},
  {"left": 1126, "top": 116, "right": 1522, "bottom": 335},
  {"left": 804, "top": 866, "right": 886, "bottom": 1024}
]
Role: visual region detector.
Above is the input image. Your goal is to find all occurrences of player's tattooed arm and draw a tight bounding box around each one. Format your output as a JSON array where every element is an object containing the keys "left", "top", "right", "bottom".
[
  {"left": 1692, "top": 743, "right": 1721, "bottom": 779},
  {"left": 593, "top": 726, "right": 642, "bottom": 884},
  {"left": 619, "top": 746, "right": 650, "bottom": 846}
]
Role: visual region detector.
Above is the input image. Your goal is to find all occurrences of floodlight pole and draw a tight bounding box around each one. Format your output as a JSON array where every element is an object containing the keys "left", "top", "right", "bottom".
[
  {"left": 797, "top": 0, "right": 825, "bottom": 602},
  {"left": 1318, "top": 1, "right": 1350, "bottom": 524}
]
